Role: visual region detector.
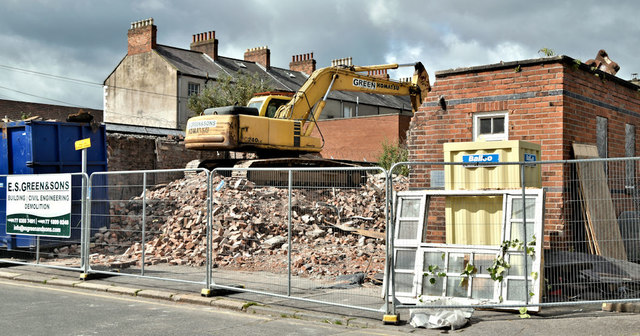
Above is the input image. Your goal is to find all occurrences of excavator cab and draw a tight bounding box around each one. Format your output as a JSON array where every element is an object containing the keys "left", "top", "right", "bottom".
[{"left": 247, "top": 91, "right": 294, "bottom": 118}]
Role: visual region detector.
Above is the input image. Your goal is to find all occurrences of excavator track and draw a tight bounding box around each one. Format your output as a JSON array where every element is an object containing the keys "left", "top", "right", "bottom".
[{"left": 188, "top": 157, "right": 370, "bottom": 187}]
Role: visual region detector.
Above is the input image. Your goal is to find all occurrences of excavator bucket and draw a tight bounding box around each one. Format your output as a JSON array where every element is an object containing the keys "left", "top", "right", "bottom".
[{"left": 411, "top": 62, "right": 431, "bottom": 112}]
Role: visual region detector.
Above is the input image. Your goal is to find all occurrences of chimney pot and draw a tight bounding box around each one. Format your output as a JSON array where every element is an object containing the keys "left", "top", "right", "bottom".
[
  {"left": 244, "top": 45, "right": 270, "bottom": 69},
  {"left": 128, "top": 17, "right": 157, "bottom": 55},
  {"left": 290, "top": 51, "right": 316, "bottom": 75},
  {"left": 190, "top": 30, "right": 218, "bottom": 60}
]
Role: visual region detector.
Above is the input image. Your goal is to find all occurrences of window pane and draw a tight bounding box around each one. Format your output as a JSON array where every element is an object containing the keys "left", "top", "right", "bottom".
[
  {"left": 493, "top": 117, "right": 505, "bottom": 133},
  {"left": 474, "top": 254, "right": 496, "bottom": 275},
  {"left": 423, "top": 252, "right": 445, "bottom": 272},
  {"left": 396, "top": 250, "right": 416, "bottom": 269},
  {"left": 400, "top": 199, "right": 421, "bottom": 217},
  {"left": 507, "top": 253, "right": 533, "bottom": 277},
  {"left": 422, "top": 275, "right": 444, "bottom": 296},
  {"left": 447, "top": 253, "right": 469, "bottom": 273},
  {"left": 446, "top": 276, "right": 468, "bottom": 297},
  {"left": 506, "top": 279, "right": 533, "bottom": 301},
  {"left": 472, "top": 277, "right": 494, "bottom": 299},
  {"left": 395, "top": 272, "right": 414, "bottom": 293},
  {"left": 479, "top": 118, "right": 492, "bottom": 134},
  {"left": 511, "top": 198, "right": 536, "bottom": 220},
  {"left": 510, "top": 222, "right": 535, "bottom": 243},
  {"left": 398, "top": 220, "right": 419, "bottom": 240}
]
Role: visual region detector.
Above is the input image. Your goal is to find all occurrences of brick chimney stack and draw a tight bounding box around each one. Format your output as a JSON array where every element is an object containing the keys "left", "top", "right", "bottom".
[
  {"left": 290, "top": 52, "right": 316, "bottom": 75},
  {"left": 128, "top": 18, "right": 157, "bottom": 55},
  {"left": 191, "top": 31, "right": 218, "bottom": 61},
  {"left": 244, "top": 46, "right": 270, "bottom": 70}
]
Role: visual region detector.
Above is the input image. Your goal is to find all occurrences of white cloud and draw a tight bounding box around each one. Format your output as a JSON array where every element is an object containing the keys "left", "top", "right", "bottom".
[{"left": 367, "top": 0, "right": 397, "bottom": 27}]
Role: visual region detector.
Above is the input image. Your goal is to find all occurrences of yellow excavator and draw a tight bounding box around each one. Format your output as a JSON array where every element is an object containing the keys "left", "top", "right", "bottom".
[{"left": 184, "top": 62, "right": 430, "bottom": 155}]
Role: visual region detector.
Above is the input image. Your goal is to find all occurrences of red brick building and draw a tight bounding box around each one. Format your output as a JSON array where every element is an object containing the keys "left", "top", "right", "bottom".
[
  {"left": 312, "top": 114, "right": 412, "bottom": 162},
  {"left": 407, "top": 55, "right": 640, "bottom": 248}
]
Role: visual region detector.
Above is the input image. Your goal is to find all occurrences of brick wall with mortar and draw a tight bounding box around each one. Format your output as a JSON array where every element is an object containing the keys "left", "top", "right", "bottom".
[
  {"left": 106, "top": 133, "right": 223, "bottom": 200},
  {"left": 289, "top": 53, "right": 316, "bottom": 76},
  {"left": 127, "top": 19, "right": 156, "bottom": 56},
  {"left": 408, "top": 56, "right": 640, "bottom": 249},
  {"left": 311, "top": 114, "right": 412, "bottom": 162},
  {"left": 244, "top": 46, "right": 270, "bottom": 69}
]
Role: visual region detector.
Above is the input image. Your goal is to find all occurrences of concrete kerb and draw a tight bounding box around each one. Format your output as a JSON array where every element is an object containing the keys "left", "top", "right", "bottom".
[
  {"left": 1, "top": 267, "right": 384, "bottom": 328},
  {"left": 0, "top": 271, "right": 21, "bottom": 279}
]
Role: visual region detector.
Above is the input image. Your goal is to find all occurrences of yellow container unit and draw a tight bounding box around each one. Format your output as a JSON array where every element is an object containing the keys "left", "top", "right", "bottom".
[
  {"left": 443, "top": 140, "right": 542, "bottom": 190},
  {"left": 443, "top": 140, "right": 541, "bottom": 245}
]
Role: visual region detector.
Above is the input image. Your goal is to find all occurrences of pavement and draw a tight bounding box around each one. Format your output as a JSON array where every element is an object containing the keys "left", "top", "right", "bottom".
[{"left": 1, "top": 260, "right": 640, "bottom": 335}]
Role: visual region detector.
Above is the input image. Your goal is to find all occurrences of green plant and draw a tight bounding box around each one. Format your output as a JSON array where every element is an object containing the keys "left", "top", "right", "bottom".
[
  {"left": 514, "top": 65, "right": 521, "bottom": 73},
  {"left": 519, "top": 307, "right": 531, "bottom": 318},
  {"left": 571, "top": 59, "right": 582, "bottom": 70},
  {"left": 242, "top": 302, "right": 259, "bottom": 310},
  {"left": 187, "top": 70, "right": 273, "bottom": 116},
  {"left": 377, "top": 140, "right": 409, "bottom": 175},
  {"left": 424, "top": 264, "right": 447, "bottom": 285},
  {"left": 459, "top": 263, "right": 478, "bottom": 286},
  {"left": 20, "top": 111, "right": 32, "bottom": 120},
  {"left": 538, "top": 48, "right": 555, "bottom": 57}
]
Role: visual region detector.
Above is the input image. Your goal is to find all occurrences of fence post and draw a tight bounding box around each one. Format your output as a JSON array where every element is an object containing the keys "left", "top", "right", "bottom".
[
  {"left": 520, "top": 163, "right": 530, "bottom": 305},
  {"left": 383, "top": 165, "right": 399, "bottom": 324},
  {"left": 141, "top": 172, "right": 147, "bottom": 276},
  {"left": 287, "top": 169, "right": 293, "bottom": 297},
  {"left": 81, "top": 173, "right": 90, "bottom": 279},
  {"left": 35, "top": 236, "right": 40, "bottom": 264},
  {"left": 203, "top": 170, "right": 213, "bottom": 296}
]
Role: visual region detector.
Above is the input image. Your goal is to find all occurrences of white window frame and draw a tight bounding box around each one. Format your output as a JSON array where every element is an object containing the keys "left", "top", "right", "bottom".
[
  {"left": 473, "top": 111, "right": 508, "bottom": 141},
  {"left": 392, "top": 189, "right": 545, "bottom": 311},
  {"left": 187, "top": 82, "right": 200, "bottom": 97}
]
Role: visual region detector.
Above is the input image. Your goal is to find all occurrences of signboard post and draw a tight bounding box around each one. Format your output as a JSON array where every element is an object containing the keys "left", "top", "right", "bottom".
[
  {"left": 75, "top": 138, "right": 91, "bottom": 276},
  {"left": 5, "top": 174, "right": 72, "bottom": 238}
]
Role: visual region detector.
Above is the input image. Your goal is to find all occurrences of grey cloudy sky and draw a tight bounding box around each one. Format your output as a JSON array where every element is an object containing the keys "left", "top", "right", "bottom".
[{"left": 1, "top": 0, "right": 637, "bottom": 110}]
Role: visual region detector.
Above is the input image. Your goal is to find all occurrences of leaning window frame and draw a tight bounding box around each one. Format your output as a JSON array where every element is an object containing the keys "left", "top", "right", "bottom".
[
  {"left": 392, "top": 189, "right": 545, "bottom": 311},
  {"left": 473, "top": 111, "right": 508, "bottom": 141}
]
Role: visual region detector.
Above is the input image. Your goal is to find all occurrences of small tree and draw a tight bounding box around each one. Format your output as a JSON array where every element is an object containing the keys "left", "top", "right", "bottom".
[
  {"left": 187, "top": 71, "right": 272, "bottom": 116},
  {"left": 377, "top": 140, "right": 409, "bottom": 175}
]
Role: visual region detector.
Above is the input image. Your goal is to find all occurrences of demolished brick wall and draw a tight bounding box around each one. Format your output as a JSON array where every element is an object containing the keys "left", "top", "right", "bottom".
[{"left": 106, "top": 133, "right": 224, "bottom": 200}]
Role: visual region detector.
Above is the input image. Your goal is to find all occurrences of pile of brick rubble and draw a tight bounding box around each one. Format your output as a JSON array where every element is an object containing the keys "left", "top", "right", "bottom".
[{"left": 88, "top": 172, "right": 409, "bottom": 283}]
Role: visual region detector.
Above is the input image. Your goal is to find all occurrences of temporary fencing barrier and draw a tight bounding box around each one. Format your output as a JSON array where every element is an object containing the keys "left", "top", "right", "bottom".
[
  {"left": 85, "top": 168, "right": 211, "bottom": 286},
  {"left": 386, "top": 158, "right": 640, "bottom": 317},
  {"left": 207, "top": 166, "right": 389, "bottom": 313},
  {"left": 2, "top": 157, "right": 639, "bottom": 319}
]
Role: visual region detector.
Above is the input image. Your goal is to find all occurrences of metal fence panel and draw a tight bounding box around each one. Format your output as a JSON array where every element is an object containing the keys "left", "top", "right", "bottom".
[
  {"left": 86, "top": 169, "right": 210, "bottom": 286},
  {"left": 208, "top": 167, "right": 388, "bottom": 313},
  {"left": 0, "top": 173, "right": 89, "bottom": 272},
  {"left": 387, "top": 159, "right": 640, "bottom": 314}
]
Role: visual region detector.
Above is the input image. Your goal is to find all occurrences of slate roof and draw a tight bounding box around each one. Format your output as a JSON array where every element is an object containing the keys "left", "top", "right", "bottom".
[{"left": 155, "top": 45, "right": 412, "bottom": 111}]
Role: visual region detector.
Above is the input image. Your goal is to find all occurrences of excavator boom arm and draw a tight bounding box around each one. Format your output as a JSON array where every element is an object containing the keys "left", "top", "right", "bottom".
[{"left": 275, "top": 62, "right": 430, "bottom": 128}]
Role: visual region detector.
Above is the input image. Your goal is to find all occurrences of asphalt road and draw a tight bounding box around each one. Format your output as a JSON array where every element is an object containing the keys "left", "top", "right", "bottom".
[
  {"left": 0, "top": 280, "right": 399, "bottom": 336},
  {"left": 2, "top": 277, "right": 640, "bottom": 336}
]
